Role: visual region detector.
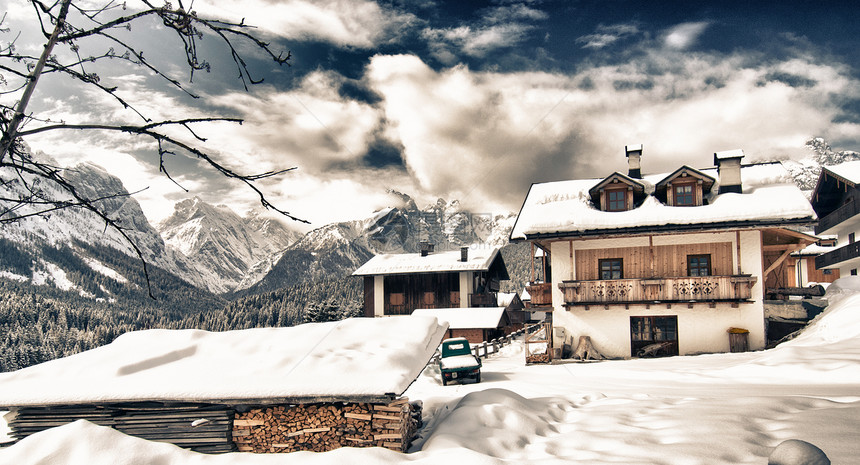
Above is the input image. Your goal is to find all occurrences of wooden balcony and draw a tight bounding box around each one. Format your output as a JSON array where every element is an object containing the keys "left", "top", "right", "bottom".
[
  {"left": 815, "top": 242, "right": 860, "bottom": 270},
  {"left": 816, "top": 198, "right": 860, "bottom": 234},
  {"left": 526, "top": 283, "right": 553, "bottom": 307},
  {"left": 558, "top": 275, "right": 757, "bottom": 306}
]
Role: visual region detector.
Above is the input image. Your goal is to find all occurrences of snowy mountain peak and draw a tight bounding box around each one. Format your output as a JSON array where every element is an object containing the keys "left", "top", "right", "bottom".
[{"left": 157, "top": 197, "right": 301, "bottom": 293}]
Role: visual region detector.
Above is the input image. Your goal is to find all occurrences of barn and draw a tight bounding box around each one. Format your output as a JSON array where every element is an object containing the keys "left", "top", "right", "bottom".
[{"left": 0, "top": 316, "right": 447, "bottom": 453}]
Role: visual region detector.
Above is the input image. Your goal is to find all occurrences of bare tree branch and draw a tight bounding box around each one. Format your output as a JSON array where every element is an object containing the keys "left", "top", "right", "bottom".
[{"left": 0, "top": 0, "right": 304, "bottom": 298}]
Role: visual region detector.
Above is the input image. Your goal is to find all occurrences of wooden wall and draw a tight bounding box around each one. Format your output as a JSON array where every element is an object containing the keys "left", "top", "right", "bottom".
[
  {"left": 806, "top": 259, "right": 840, "bottom": 284},
  {"left": 575, "top": 242, "right": 734, "bottom": 280},
  {"left": 383, "top": 273, "right": 460, "bottom": 315}
]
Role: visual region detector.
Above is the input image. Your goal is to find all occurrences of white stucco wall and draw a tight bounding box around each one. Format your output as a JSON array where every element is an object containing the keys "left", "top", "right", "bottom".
[
  {"left": 549, "top": 230, "right": 766, "bottom": 358},
  {"left": 374, "top": 275, "right": 384, "bottom": 317},
  {"left": 459, "top": 271, "right": 472, "bottom": 308}
]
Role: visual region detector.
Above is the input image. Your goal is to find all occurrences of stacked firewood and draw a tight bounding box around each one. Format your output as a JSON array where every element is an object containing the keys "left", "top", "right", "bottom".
[
  {"left": 232, "top": 397, "right": 419, "bottom": 453},
  {"left": 526, "top": 353, "right": 551, "bottom": 364}
]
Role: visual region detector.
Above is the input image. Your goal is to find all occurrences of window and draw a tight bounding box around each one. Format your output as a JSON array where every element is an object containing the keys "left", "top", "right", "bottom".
[
  {"left": 852, "top": 269, "right": 858, "bottom": 276},
  {"left": 599, "top": 258, "right": 623, "bottom": 279},
  {"left": 673, "top": 183, "right": 694, "bottom": 206},
  {"left": 850, "top": 233, "right": 856, "bottom": 244},
  {"left": 687, "top": 254, "right": 711, "bottom": 276},
  {"left": 606, "top": 189, "right": 627, "bottom": 211},
  {"left": 630, "top": 316, "right": 679, "bottom": 357}
]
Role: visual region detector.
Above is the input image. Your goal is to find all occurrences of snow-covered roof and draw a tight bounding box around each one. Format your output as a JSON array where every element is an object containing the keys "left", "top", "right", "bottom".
[
  {"left": 497, "top": 292, "right": 518, "bottom": 307},
  {"left": 353, "top": 247, "right": 501, "bottom": 276},
  {"left": 793, "top": 243, "right": 838, "bottom": 257},
  {"left": 822, "top": 160, "right": 860, "bottom": 185},
  {"left": 521, "top": 287, "right": 532, "bottom": 301},
  {"left": 511, "top": 162, "right": 816, "bottom": 240},
  {"left": 0, "top": 317, "right": 448, "bottom": 407},
  {"left": 411, "top": 307, "right": 505, "bottom": 329}
]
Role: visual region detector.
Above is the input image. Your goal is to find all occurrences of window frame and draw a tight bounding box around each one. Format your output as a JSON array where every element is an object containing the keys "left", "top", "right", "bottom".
[
  {"left": 599, "top": 258, "right": 624, "bottom": 280},
  {"left": 687, "top": 254, "right": 712, "bottom": 277},
  {"left": 673, "top": 182, "right": 696, "bottom": 206},
  {"left": 605, "top": 188, "right": 628, "bottom": 212}
]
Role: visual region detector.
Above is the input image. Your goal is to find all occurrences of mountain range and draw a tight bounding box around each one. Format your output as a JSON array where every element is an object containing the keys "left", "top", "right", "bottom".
[
  {"left": 0, "top": 159, "right": 516, "bottom": 301},
  {"left": 1, "top": 138, "right": 857, "bottom": 304}
]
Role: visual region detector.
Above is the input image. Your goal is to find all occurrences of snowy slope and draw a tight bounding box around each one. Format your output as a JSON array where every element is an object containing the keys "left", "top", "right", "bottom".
[{"left": 0, "top": 162, "right": 224, "bottom": 293}]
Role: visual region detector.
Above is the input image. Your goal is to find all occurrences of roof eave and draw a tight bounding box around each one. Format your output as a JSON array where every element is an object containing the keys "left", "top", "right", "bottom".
[{"left": 519, "top": 217, "right": 816, "bottom": 241}]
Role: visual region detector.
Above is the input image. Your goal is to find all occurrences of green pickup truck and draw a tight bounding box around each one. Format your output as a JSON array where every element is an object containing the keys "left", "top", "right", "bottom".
[{"left": 439, "top": 337, "right": 482, "bottom": 385}]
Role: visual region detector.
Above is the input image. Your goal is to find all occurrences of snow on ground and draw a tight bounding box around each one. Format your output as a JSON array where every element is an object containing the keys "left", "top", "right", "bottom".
[{"left": 4, "top": 279, "right": 860, "bottom": 464}]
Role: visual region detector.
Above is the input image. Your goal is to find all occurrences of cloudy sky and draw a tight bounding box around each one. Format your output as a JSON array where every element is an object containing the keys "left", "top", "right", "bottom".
[{"left": 5, "top": 0, "right": 860, "bottom": 232}]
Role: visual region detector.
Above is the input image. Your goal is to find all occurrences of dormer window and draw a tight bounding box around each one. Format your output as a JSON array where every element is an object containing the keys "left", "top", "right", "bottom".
[
  {"left": 588, "top": 172, "right": 645, "bottom": 212},
  {"left": 674, "top": 183, "right": 694, "bottom": 206},
  {"left": 607, "top": 189, "right": 628, "bottom": 211},
  {"left": 655, "top": 166, "right": 716, "bottom": 208}
]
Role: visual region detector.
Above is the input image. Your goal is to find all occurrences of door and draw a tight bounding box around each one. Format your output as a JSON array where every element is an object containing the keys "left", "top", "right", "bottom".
[{"left": 630, "top": 316, "right": 679, "bottom": 357}]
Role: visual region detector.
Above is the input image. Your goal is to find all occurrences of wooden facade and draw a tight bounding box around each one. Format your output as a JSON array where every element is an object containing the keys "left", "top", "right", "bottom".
[
  {"left": 573, "top": 242, "right": 734, "bottom": 281},
  {"left": 383, "top": 273, "right": 460, "bottom": 315},
  {"left": 354, "top": 247, "right": 510, "bottom": 319}
]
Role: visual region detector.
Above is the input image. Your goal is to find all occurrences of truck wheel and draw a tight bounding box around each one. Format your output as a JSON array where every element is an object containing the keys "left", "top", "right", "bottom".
[
  {"left": 475, "top": 373, "right": 481, "bottom": 383},
  {"left": 442, "top": 378, "right": 448, "bottom": 386}
]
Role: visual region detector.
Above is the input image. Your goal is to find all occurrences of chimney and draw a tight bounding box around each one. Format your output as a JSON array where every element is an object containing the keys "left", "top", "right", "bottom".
[
  {"left": 419, "top": 241, "right": 434, "bottom": 257},
  {"left": 714, "top": 149, "right": 744, "bottom": 194},
  {"left": 626, "top": 144, "right": 643, "bottom": 179},
  {"left": 460, "top": 246, "right": 469, "bottom": 262}
]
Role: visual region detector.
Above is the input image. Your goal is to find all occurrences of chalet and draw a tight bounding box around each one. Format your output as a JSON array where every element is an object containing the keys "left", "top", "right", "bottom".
[
  {"left": 0, "top": 317, "right": 447, "bottom": 453},
  {"left": 352, "top": 244, "right": 510, "bottom": 317},
  {"left": 510, "top": 146, "right": 817, "bottom": 359},
  {"left": 811, "top": 161, "right": 860, "bottom": 276}
]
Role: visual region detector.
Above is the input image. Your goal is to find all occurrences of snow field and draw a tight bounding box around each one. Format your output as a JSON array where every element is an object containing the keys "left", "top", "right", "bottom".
[{"left": 3, "top": 278, "right": 860, "bottom": 464}]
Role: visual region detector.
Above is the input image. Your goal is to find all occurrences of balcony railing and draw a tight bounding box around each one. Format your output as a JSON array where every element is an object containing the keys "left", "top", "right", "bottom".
[
  {"left": 558, "top": 275, "right": 757, "bottom": 306},
  {"left": 816, "top": 198, "right": 860, "bottom": 234},
  {"left": 815, "top": 242, "right": 860, "bottom": 270},
  {"left": 526, "top": 282, "right": 553, "bottom": 307}
]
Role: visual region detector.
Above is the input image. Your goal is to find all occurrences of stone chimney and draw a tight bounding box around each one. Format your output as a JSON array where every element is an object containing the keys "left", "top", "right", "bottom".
[
  {"left": 626, "top": 144, "right": 643, "bottom": 179},
  {"left": 419, "top": 241, "right": 434, "bottom": 257},
  {"left": 460, "top": 246, "right": 469, "bottom": 262},
  {"left": 714, "top": 149, "right": 744, "bottom": 194}
]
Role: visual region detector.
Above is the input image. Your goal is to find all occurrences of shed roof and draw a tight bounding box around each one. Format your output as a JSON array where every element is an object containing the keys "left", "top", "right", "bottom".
[
  {"left": 510, "top": 162, "right": 816, "bottom": 240},
  {"left": 353, "top": 247, "right": 502, "bottom": 276},
  {"left": 411, "top": 307, "right": 506, "bottom": 329},
  {"left": 0, "top": 317, "right": 448, "bottom": 407}
]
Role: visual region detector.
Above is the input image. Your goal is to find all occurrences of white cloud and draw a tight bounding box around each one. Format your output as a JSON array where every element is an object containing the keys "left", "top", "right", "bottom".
[
  {"left": 195, "top": 0, "right": 416, "bottom": 48},
  {"left": 364, "top": 50, "right": 860, "bottom": 215},
  {"left": 663, "top": 22, "right": 710, "bottom": 50},
  {"left": 577, "top": 23, "right": 640, "bottom": 49},
  {"left": 421, "top": 2, "right": 547, "bottom": 62}
]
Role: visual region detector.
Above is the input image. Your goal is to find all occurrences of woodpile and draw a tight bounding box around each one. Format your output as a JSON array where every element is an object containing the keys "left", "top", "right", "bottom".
[
  {"left": 526, "top": 353, "right": 550, "bottom": 364},
  {"left": 232, "top": 397, "right": 419, "bottom": 453},
  {"left": 7, "top": 403, "right": 235, "bottom": 453}
]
